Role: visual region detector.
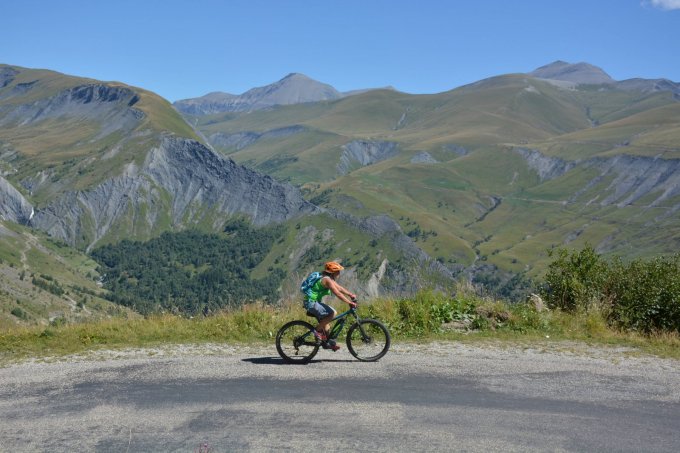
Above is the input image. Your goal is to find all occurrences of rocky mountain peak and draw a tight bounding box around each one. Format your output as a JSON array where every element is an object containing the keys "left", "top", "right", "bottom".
[
  {"left": 247, "top": 72, "right": 341, "bottom": 104},
  {"left": 174, "top": 73, "right": 342, "bottom": 115},
  {"left": 280, "top": 72, "right": 311, "bottom": 81},
  {"left": 530, "top": 60, "right": 615, "bottom": 85}
]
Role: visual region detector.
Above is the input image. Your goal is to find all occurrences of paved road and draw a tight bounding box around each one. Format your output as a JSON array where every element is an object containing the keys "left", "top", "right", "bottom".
[{"left": 1, "top": 342, "right": 679, "bottom": 452}]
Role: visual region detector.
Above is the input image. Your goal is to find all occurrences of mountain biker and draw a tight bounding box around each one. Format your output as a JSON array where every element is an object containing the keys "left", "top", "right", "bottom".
[{"left": 305, "top": 261, "right": 357, "bottom": 351}]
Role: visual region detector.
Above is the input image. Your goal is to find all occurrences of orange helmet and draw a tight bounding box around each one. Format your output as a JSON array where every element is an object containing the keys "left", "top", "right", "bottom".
[{"left": 324, "top": 261, "right": 344, "bottom": 273}]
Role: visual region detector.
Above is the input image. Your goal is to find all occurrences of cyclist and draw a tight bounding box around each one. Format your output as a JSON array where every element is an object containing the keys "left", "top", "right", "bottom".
[{"left": 305, "top": 261, "right": 357, "bottom": 351}]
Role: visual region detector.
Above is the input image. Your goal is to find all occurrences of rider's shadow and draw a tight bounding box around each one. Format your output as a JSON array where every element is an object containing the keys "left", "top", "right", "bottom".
[{"left": 242, "top": 357, "right": 356, "bottom": 365}]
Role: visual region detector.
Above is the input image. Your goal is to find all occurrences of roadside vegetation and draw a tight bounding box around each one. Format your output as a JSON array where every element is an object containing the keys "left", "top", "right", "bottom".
[
  {"left": 544, "top": 245, "right": 680, "bottom": 331},
  {"left": 2, "top": 245, "right": 679, "bottom": 362}
]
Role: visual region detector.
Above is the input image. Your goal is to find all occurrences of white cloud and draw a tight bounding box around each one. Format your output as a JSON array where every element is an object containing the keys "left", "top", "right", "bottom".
[{"left": 644, "top": 0, "right": 680, "bottom": 10}]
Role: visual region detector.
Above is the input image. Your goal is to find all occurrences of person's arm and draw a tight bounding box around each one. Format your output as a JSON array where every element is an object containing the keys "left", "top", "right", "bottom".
[
  {"left": 336, "top": 283, "right": 357, "bottom": 301},
  {"left": 323, "top": 277, "right": 357, "bottom": 306}
]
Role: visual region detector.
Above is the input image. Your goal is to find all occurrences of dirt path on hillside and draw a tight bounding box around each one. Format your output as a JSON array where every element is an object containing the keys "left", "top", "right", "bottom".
[{"left": 19, "top": 232, "right": 38, "bottom": 271}]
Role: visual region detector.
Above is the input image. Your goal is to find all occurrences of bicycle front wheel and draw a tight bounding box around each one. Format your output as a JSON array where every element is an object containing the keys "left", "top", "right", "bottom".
[
  {"left": 346, "top": 319, "right": 391, "bottom": 362},
  {"left": 276, "top": 320, "right": 320, "bottom": 364}
]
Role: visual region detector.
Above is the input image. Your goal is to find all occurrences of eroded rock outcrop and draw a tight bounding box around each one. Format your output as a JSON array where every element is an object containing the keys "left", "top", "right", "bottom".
[
  {"left": 515, "top": 148, "right": 576, "bottom": 181},
  {"left": 328, "top": 211, "right": 454, "bottom": 281},
  {"left": 516, "top": 148, "right": 680, "bottom": 213},
  {"left": 0, "top": 66, "right": 18, "bottom": 89},
  {"left": 411, "top": 152, "right": 439, "bottom": 164},
  {"left": 0, "top": 84, "right": 143, "bottom": 137},
  {"left": 337, "top": 140, "right": 399, "bottom": 175}
]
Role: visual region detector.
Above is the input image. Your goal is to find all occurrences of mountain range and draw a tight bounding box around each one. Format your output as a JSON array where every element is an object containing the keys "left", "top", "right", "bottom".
[
  {"left": 173, "top": 72, "right": 394, "bottom": 115},
  {"left": 175, "top": 61, "right": 680, "bottom": 116},
  {"left": 185, "top": 60, "right": 680, "bottom": 274},
  {"left": 1, "top": 60, "right": 679, "bottom": 324}
]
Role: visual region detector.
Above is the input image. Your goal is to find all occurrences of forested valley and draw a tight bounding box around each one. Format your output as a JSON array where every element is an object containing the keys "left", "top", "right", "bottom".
[{"left": 91, "top": 220, "right": 286, "bottom": 315}]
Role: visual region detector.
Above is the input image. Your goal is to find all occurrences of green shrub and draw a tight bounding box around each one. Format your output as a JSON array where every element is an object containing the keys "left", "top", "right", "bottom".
[
  {"left": 606, "top": 255, "right": 680, "bottom": 332},
  {"left": 430, "top": 298, "right": 477, "bottom": 325},
  {"left": 543, "top": 244, "right": 609, "bottom": 312},
  {"left": 394, "top": 293, "right": 433, "bottom": 336},
  {"left": 31, "top": 276, "right": 65, "bottom": 296},
  {"left": 543, "top": 246, "right": 680, "bottom": 333},
  {"left": 11, "top": 307, "right": 27, "bottom": 320}
]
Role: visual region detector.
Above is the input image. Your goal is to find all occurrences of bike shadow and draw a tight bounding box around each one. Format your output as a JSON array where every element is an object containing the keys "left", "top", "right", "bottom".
[{"left": 242, "top": 357, "right": 356, "bottom": 365}]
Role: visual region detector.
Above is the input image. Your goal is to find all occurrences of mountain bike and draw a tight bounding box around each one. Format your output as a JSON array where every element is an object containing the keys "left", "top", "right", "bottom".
[{"left": 275, "top": 302, "right": 391, "bottom": 364}]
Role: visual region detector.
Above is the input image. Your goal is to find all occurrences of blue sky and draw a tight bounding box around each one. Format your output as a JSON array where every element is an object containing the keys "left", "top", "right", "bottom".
[{"left": 3, "top": 0, "right": 680, "bottom": 101}]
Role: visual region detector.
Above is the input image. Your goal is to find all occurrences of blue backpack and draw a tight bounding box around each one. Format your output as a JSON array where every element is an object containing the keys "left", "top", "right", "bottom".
[{"left": 300, "top": 272, "right": 322, "bottom": 299}]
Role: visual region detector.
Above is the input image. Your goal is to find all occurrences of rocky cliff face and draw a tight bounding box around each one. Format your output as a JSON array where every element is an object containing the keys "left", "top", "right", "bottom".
[
  {"left": 0, "top": 66, "right": 18, "bottom": 88},
  {"left": 0, "top": 176, "right": 33, "bottom": 224},
  {"left": 30, "top": 136, "right": 319, "bottom": 249},
  {"left": 515, "top": 148, "right": 577, "bottom": 181}
]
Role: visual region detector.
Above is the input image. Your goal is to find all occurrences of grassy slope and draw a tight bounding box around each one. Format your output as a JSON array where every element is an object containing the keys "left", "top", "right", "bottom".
[
  {"left": 191, "top": 75, "right": 680, "bottom": 276},
  {"left": 0, "top": 64, "right": 197, "bottom": 139},
  {"left": 528, "top": 102, "right": 680, "bottom": 160},
  {"left": 0, "top": 65, "right": 199, "bottom": 204},
  {"left": 0, "top": 220, "right": 134, "bottom": 329}
]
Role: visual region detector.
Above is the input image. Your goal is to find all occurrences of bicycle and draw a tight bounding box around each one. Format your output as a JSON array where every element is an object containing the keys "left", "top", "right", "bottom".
[{"left": 275, "top": 302, "right": 391, "bottom": 364}]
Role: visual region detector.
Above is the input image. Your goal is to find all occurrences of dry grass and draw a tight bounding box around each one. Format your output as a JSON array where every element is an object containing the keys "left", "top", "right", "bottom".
[{"left": 2, "top": 292, "right": 678, "bottom": 364}]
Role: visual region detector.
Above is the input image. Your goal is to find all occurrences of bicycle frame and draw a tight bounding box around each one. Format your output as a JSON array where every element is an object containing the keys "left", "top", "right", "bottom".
[
  {"left": 327, "top": 307, "right": 359, "bottom": 340},
  {"left": 301, "top": 306, "right": 365, "bottom": 344}
]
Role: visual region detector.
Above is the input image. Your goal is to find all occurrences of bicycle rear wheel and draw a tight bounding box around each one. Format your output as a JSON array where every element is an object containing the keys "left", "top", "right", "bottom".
[
  {"left": 276, "top": 320, "right": 320, "bottom": 364},
  {"left": 346, "top": 319, "right": 391, "bottom": 362}
]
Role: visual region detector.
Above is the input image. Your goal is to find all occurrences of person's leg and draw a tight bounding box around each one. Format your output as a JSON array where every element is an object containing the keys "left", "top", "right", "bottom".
[
  {"left": 317, "top": 305, "right": 340, "bottom": 351},
  {"left": 309, "top": 302, "right": 336, "bottom": 337},
  {"left": 316, "top": 312, "right": 336, "bottom": 336}
]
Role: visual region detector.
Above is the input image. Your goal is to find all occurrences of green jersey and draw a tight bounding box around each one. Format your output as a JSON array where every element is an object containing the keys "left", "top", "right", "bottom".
[{"left": 307, "top": 277, "right": 330, "bottom": 303}]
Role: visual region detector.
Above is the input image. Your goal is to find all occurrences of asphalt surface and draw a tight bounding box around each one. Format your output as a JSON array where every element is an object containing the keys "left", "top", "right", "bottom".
[{"left": 1, "top": 342, "right": 679, "bottom": 452}]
